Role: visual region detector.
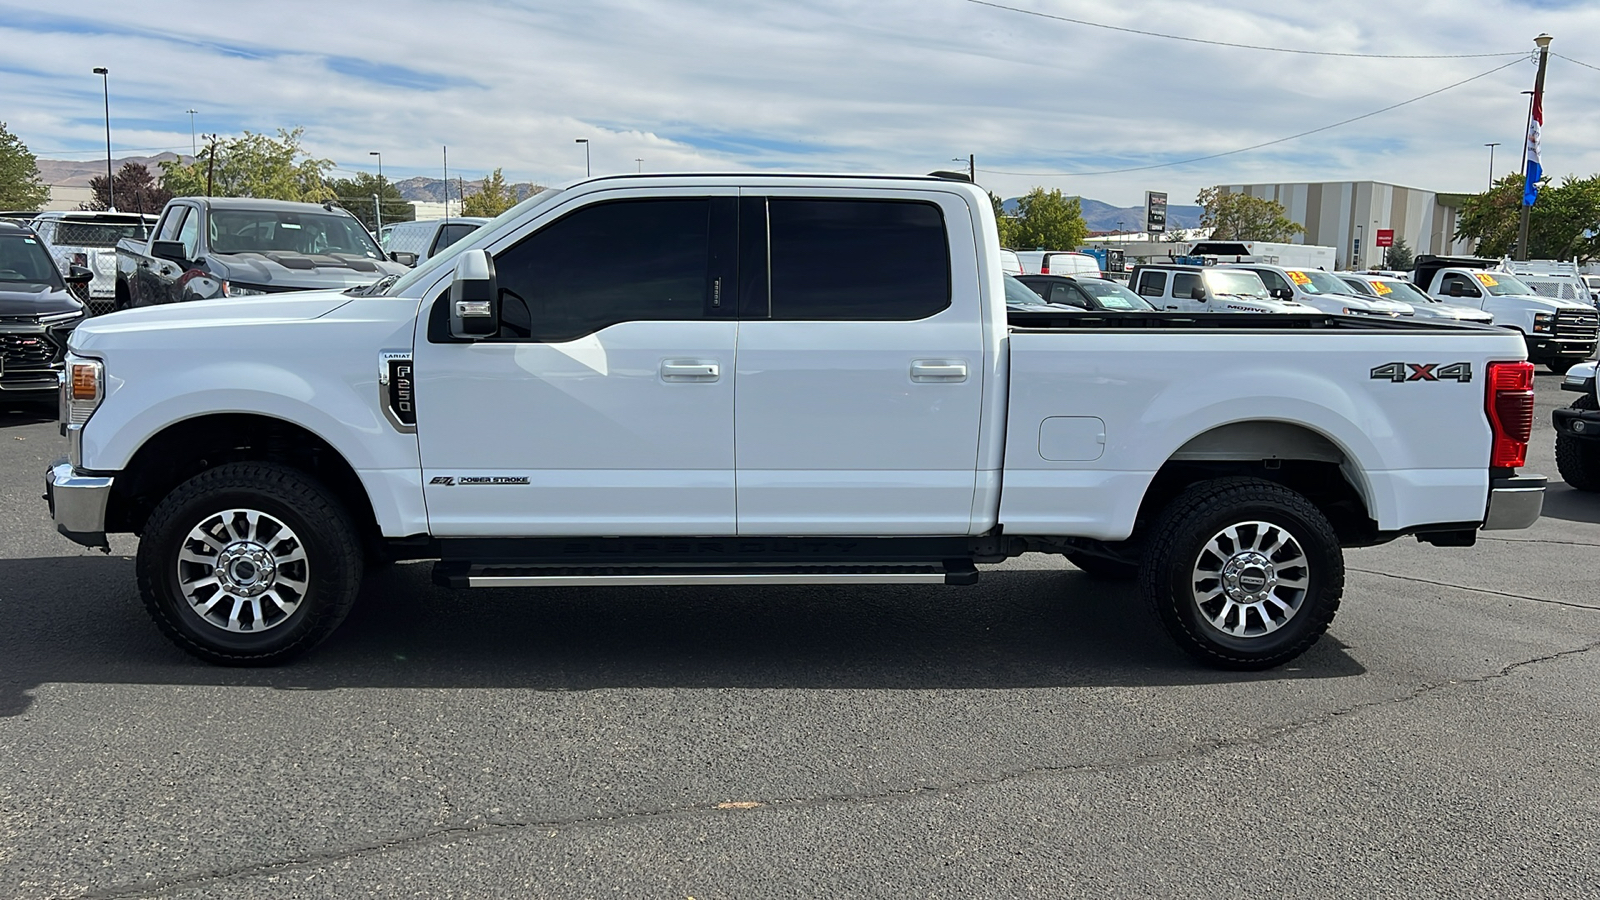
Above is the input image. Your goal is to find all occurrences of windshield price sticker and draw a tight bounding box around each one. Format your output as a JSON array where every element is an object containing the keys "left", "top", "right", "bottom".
[
  {"left": 1287, "top": 271, "right": 1311, "bottom": 285},
  {"left": 1371, "top": 281, "right": 1392, "bottom": 295},
  {"left": 1474, "top": 273, "right": 1499, "bottom": 287}
]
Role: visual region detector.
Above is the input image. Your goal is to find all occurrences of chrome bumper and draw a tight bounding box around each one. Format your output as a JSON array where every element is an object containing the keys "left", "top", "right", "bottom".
[
  {"left": 44, "top": 458, "right": 113, "bottom": 550},
  {"left": 1483, "top": 473, "right": 1546, "bottom": 530}
]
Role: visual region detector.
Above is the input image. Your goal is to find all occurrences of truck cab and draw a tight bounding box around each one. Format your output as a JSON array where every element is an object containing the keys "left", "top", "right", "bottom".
[
  {"left": 1129, "top": 263, "right": 1310, "bottom": 313},
  {"left": 1414, "top": 255, "right": 1599, "bottom": 373}
]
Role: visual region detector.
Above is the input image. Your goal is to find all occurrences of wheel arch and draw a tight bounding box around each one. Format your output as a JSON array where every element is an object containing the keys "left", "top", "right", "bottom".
[
  {"left": 1135, "top": 420, "right": 1378, "bottom": 545},
  {"left": 107, "top": 412, "right": 383, "bottom": 555}
]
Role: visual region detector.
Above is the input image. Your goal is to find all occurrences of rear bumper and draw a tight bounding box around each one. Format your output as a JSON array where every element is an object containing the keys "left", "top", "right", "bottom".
[
  {"left": 44, "top": 459, "right": 113, "bottom": 550},
  {"left": 1483, "top": 473, "right": 1546, "bottom": 530}
]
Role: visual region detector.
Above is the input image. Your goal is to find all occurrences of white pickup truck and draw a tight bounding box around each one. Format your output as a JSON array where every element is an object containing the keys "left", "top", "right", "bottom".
[
  {"left": 44, "top": 174, "right": 1547, "bottom": 671},
  {"left": 1413, "top": 255, "right": 1599, "bottom": 374}
]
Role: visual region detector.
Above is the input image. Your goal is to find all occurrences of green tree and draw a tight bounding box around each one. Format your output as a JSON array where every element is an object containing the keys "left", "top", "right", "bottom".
[
  {"left": 0, "top": 122, "right": 49, "bottom": 211},
  {"left": 989, "top": 191, "right": 1018, "bottom": 247},
  {"left": 462, "top": 168, "right": 517, "bottom": 217},
  {"left": 1455, "top": 172, "right": 1600, "bottom": 263},
  {"left": 1010, "top": 187, "right": 1088, "bottom": 250},
  {"left": 1382, "top": 235, "right": 1414, "bottom": 271},
  {"left": 328, "top": 171, "right": 414, "bottom": 232},
  {"left": 1196, "top": 186, "right": 1305, "bottom": 241},
  {"left": 85, "top": 162, "right": 172, "bottom": 214},
  {"left": 160, "top": 127, "right": 334, "bottom": 201}
]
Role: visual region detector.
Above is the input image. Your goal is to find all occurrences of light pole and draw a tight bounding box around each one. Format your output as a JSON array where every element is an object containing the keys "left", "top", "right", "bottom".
[
  {"left": 93, "top": 67, "right": 112, "bottom": 210},
  {"left": 369, "top": 151, "right": 384, "bottom": 232},
  {"left": 186, "top": 109, "right": 198, "bottom": 157},
  {"left": 575, "top": 138, "right": 590, "bottom": 177},
  {"left": 1484, "top": 142, "right": 1500, "bottom": 190},
  {"left": 635, "top": 158, "right": 643, "bottom": 173}
]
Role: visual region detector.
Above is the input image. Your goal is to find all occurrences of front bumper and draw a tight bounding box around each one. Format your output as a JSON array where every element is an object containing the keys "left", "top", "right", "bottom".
[
  {"left": 44, "top": 459, "right": 113, "bottom": 550},
  {"left": 1483, "top": 473, "right": 1547, "bottom": 530},
  {"left": 1553, "top": 406, "right": 1600, "bottom": 442}
]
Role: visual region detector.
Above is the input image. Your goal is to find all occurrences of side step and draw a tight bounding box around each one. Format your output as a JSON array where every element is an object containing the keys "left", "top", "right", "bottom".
[{"left": 432, "top": 560, "right": 979, "bottom": 588}]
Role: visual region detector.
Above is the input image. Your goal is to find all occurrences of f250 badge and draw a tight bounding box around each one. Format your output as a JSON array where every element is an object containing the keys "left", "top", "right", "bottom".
[
  {"left": 1370, "top": 362, "right": 1472, "bottom": 383},
  {"left": 430, "top": 476, "right": 531, "bottom": 486}
]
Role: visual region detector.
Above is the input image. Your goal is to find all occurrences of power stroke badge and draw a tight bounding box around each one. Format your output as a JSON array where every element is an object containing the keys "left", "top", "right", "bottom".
[{"left": 429, "top": 476, "right": 531, "bottom": 486}]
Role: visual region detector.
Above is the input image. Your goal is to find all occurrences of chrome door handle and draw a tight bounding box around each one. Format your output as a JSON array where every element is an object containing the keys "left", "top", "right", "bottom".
[
  {"left": 910, "top": 360, "right": 968, "bottom": 383},
  {"left": 661, "top": 359, "right": 720, "bottom": 382}
]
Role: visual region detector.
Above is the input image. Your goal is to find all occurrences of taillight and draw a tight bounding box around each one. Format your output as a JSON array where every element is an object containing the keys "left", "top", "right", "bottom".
[
  {"left": 1485, "top": 361, "right": 1535, "bottom": 468},
  {"left": 1040, "top": 265, "right": 1050, "bottom": 274}
]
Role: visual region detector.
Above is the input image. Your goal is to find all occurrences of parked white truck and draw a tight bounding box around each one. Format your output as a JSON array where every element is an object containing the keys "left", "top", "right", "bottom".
[
  {"left": 44, "top": 174, "right": 1546, "bottom": 670},
  {"left": 1413, "top": 255, "right": 1599, "bottom": 374}
]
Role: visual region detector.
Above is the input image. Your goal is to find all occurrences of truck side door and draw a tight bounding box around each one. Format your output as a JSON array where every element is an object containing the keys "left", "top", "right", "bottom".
[
  {"left": 732, "top": 191, "right": 986, "bottom": 535},
  {"left": 132, "top": 205, "right": 187, "bottom": 307},
  {"left": 411, "top": 190, "right": 740, "bottom": 536}
]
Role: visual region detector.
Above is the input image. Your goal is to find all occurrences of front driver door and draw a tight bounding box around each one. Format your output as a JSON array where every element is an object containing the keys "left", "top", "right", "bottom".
[{"left": 412, "top": 190, "right": 739, "bottom": 536}]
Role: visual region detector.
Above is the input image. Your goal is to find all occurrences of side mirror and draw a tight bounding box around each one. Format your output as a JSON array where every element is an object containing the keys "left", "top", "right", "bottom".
[
  {"left": 150, "top": 239, "right": 187, "bottom": 264},
  {"left": 449, "top": 249, "right": 499, "bottom": 340},
  {"left": 64, "top": 265, "right": 93, "bottom": 285},
  {"left": 1190, "top": 286, "right": 1207, "bottom": 301},
  {"left": 389, "top": 251, "right": 419, "bottom": 267},
  {"left": 1270, "top": 287, "right": 1293, "bottom": 301}
]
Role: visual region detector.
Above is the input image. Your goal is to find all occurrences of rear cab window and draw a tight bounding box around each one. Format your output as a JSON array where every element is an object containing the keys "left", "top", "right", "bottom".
[{"left": 763, "top": 198, "right": 950, "bottom": 320}]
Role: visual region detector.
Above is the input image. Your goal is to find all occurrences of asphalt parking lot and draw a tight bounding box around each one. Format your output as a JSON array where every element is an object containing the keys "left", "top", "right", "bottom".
[{"left": 2, "top": 373, "right": 1599, "bottom": 899}]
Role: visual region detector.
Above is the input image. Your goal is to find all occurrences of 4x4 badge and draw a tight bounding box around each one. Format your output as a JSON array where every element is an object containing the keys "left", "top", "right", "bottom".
[{"left": 1370, "top": 362, "right": 1472, "bottom": 383}]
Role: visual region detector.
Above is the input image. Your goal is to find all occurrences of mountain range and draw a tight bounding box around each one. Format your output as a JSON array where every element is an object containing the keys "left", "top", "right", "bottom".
[{"left": 38, "top": 156, "right": 1200, "bottom": 228}]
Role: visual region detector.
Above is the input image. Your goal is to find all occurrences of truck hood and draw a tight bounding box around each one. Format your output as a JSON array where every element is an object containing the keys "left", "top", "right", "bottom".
[
  {"left": 211, "top": 252, "right": 408, "bottom": 290},
  {"left": 67, "top": 290, "right": 353, "bottom": 351},
  {"left": 0, "top": 284, "right": 84, "bottom": 318}
]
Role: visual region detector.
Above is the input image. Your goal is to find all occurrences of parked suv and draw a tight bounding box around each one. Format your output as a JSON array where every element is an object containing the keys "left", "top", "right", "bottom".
[
  {"left": 0, "top": 221, "right": 90, "bottom": 395},
  {"left": 30, "top": 211, "right": 156, "bottom": 314},
  {"left": 1129, "top": 263, "right": 1310, "bottom": 313},
  {"left": 379, "top": 217, "right": 490, "bottom": 267}
]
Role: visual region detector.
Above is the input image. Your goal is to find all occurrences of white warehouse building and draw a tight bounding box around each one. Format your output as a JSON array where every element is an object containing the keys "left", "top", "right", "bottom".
[{"left": 1215, "top": 180, "right": 1475, "bottom": 270}]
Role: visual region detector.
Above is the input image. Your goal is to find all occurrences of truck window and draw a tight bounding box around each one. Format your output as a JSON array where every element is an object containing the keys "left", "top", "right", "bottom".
[
  {"left": 1439, "top": 273, "right": 1481, "bottom": 297},
  {"left": 492, "top": 198, "right": 712, "bottom": 342},
  {"left": 1255, "top": 269, "right": 1291, "bottom": 293},
  {"left": 432, "top": 222, "right": 482, "bottom": 255},
  {"left": 1136, "top": 270, "right": 1166, "bottom": 297},
  {"left": 767, "top": 198, "right": 950, "bottom": 320},
  {"left": 1172, "top": 272, "right": 1201, "bottom": 298},
  {"left": 155, "top": 207, "right": 187, "bottom": 242},
  {"left": 176, "top": 209, "right": 200, "bottom": 260}
]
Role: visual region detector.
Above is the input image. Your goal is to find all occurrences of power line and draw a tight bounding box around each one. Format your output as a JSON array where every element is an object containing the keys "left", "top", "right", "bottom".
[
  {"left": 965, "top": 0, "right": 1527, "bottom": 59},
  {"left": 1553, "top": 52, "right": 1600, "bottom": 73},
  {"left": 979, "top": 57, "right": 1524, "bottom": 177}
]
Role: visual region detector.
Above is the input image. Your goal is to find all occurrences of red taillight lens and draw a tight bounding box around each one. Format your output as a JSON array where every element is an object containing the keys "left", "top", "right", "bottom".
[
  {"left": 1040, "top": 265, "right": 1050, "bottom": 274},
  {"left": 1485, "top": 361, "right": 1535, "bottom": 468}
]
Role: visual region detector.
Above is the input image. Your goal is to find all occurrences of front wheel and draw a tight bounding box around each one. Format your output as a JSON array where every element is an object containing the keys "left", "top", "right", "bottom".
[
  {"left": 1139, "top": 478, "right": 1344, "bottom": 670},
  {"left": 136, "top": 462, "right": 363, "bottom": 665},
  {"left": 1557, "top": 395, "right": 1600, "bottom": 491}
]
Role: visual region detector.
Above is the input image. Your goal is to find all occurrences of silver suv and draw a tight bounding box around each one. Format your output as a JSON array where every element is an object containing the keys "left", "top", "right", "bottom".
[{"left": 380, "top": 217, "right": 489, "bottom": 267}]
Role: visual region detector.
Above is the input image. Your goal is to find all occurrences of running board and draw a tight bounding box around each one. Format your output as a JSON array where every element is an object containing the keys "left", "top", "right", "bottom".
[{"left": 432, "top": 560, "right": 979, "bottom": 588}]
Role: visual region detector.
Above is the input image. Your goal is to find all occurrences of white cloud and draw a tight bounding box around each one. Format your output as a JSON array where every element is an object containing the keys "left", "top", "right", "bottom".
[{"left": 5, "top": 0, "right": 1598, "bottom": 205}]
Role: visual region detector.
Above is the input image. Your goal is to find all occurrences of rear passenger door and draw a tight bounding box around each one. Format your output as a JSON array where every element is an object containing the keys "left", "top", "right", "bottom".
[{"left": 733, "top": 191, "right": 986, "bottom": 535}]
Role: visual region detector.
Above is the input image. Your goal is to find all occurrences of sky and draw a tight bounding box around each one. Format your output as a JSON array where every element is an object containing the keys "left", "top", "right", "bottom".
[{"left": 3, "top": 0, "right": 1598, "bottom": 207}]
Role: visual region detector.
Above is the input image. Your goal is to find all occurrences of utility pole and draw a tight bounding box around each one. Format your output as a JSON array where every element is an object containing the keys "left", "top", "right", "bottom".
[
  {"left": 1516, "top": 34, "right": 1553, "bottom": 261},
  {"left": 968, "top": 153, "right": 975, "bottom": 184},
  {"left": 205, "top": 134, "right": 218, "bottom": 197}
]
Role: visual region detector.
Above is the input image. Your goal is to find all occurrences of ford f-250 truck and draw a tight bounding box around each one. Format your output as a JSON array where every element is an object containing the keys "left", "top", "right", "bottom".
[
  {"left": 46, "top": 174, "right": 1547, "bottom": 670},
  {"left": 115, "top": 197, "right": 407, "bottom": 309}
]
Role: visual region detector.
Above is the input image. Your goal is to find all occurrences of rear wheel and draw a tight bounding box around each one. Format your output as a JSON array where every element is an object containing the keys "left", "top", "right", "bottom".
[
  {"left": 1139, "top": 477, "right": 1343, "bottom": 670},
  {"left": 1557, "top": 395, "right": 1600, "bottom": 492},
  {"left": 136, "top": 462, "right": 363, "bottom": 665}
]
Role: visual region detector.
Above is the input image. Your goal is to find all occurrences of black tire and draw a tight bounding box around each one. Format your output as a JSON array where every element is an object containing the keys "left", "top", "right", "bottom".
[
  {"left": 1138, "top": 477, "right": 1344, "bottom": 670},
  {"left": 136, "top": 462, "right": 363, "bottom": 666},
  {"left": 1064, "top": 551, "right": 1138, "bottom": 581},
  {"left": 1547, "top": 359, "right": 1577, "bottom": 376},
  {"left": 1556, "top": 395, "right": 1600, "bottom": 492}
]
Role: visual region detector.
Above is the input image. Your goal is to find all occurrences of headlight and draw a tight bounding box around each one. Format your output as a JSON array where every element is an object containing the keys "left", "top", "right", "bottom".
[
  {"left": 1533, "top": 313, "right": 1554, "bottom": 333},
  {"left": 60, "top": 353, "right": 104, "bottom": 427},
  {"left": 38, "top": 309, "right": 84, "bottom": 326},
  {"left": 223, "top": 282, "right": 268, "bottom": 297}
]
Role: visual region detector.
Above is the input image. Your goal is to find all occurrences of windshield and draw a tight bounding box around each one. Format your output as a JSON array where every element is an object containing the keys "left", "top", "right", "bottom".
[
  {"left": 1004, "top": 274, "right": 1049, "bottom": 307},
  {"left": 1076, "top": 278, "right": 1153, "bottom": 310},
  {"left": 1379, "top": 279, "right": 1436, "bottom": 304},
  {"left": 1202, "top": 269, "right": 1268, "bottom": 298},
  {"left": 50, "top": 221, "right": 148, "bottom": 247},
  {"left": 0, "top": 233, "right": 64, "bottom": 289},
  {"left": 1469, "top": 272, "right": 1537, "bottom": 296},
  {"left": 384, "top": 188, "right": 565, "bottom": 296},
  {"left": 211, "top": 209, "right": 385, "bottom": 259},
  {"left": 1288, "top": 270, "right": 1363, "bottom": 296}
]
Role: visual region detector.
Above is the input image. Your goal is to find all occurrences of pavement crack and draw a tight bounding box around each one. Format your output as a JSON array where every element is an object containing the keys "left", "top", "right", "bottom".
[
  {"left": 1348, "top": 566, "right": 1600, "bottom": 611},
  {"left": 68, "top": 639, "right": 1600, "bottom": 900},
  {"left": 1479, "top": 536, "right": 1600, "bottom": 548}
]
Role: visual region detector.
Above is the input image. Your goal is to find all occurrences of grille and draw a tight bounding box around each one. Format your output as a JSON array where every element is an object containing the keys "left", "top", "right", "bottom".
[
  {"left": 0, "top": 333, "right": 57, "bottom": 369},
  {"left": 1554, "top": 309, "right": 1599, "bottom": 341}
]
